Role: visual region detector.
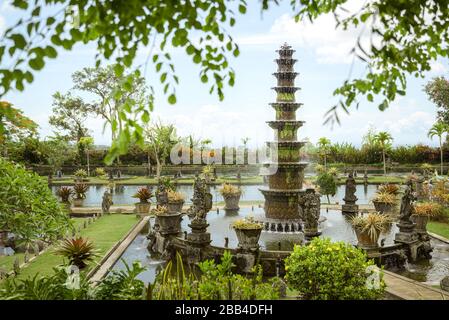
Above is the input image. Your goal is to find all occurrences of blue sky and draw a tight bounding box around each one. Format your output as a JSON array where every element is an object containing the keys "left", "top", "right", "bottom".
[{"left": 1, "top": 0, "right": 447, "bottom": 148}]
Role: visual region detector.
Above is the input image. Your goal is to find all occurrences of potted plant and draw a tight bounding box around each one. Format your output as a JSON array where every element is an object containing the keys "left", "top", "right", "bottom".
[
  {"left": 167, "top": 189, "right": 185, "bottom": 213},
  {"left": 54, "top": 237, "right": 98, "bottom": 269},
  {"left": 372, "top": 191, "right": 396, "bottom": 214},
  {"left": 72, "top": 183, "right": 88, "bottom": 207},
  {"left": 153, "top": 206, "right": 182, "bottom": 235},
  {"left": 56, "top": 186, "right": 73, "bottom": 211},
  {"left": 220, "top": 182, "right": 242, "bottom": 210},
  {"left": 94, "top": 167, "right": 106, "bottom": 177},
  {"left": 350, "top": 212, "right": 392, "bottom": 249},
  {"left": 73, "top": 169, "right": 88, "bottom": 182},
  {"left": 132, "top": 187, "right": 153, "bottom": 215},
  {"left": 231, "top": 216, "right": 263, "bottom": 251},
  {"left": 412, "top": 202, "right": 442, "bottom": 234}
]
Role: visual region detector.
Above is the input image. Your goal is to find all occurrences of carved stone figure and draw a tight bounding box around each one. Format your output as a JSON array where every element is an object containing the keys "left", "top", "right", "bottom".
[
  {"left": 299, "top": 189, "right": 321, "bottom": 239},
  {"left": 342, "top": 172, "right": 358, "bottom": 214},
  {"left": 399, "top": 184, "right": 415, "bottom": 225},
  {"left": 156, "top": 182, "right": 168, "bottom": 207},
  {"left": 191, "top": 175, "right": 212, "bottom": 222},
  {"left": 101, "top": 190, "right": 113, "bottom": 214}
]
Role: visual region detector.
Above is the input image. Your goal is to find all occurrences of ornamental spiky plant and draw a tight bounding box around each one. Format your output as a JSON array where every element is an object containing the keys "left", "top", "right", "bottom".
[
  {"left": 132, "top": 187, "right": 153, "bottom": 203},
  {"left": 54, "top": 237, "right": 98, "bottom": 269},
  {"left": 56, "top": 186, "right": 73, "bottom": 203},
  {"left": 73, "top": 183, "right": 88, "bottom": 200}
]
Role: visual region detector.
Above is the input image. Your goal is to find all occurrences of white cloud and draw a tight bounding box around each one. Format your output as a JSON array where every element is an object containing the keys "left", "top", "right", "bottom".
[
  {"left": 237, "top": 0, "right": 374, "bottom": 65},
  {"left": 154, "top": 104, "right": 272, "bottom": 148},
  {"left": 0, "top": 15, "right": 4, "bottom": 33}
]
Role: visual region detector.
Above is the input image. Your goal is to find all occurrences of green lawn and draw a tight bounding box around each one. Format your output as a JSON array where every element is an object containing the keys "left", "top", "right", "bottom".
[
  {"left": 427, "top": 221, "right": 449, "bottom": 239},
  {"left": 0, "top": 214, "right": 139, "bottom": 280}
]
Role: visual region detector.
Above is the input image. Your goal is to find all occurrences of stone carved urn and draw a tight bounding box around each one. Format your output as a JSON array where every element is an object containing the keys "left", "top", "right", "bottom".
[
  {"left": 234, "top": 228, "right": 262, "bottom": 251},
  {"left": 372, "top": 200, "right": 395, "bottom": 214},
  {"left": 135, "top": 202, "right": 151, "bottom": 215},
  {"left": 411, "top": 215, "right": 429, "bottom": 234},
  {"left": 354, "top": 229, "right": 379, "bottom": 249},
  {"left": 231, "top": 217, "right": 263, "bottom": 251},
  {"left": 156, "top": 212, "right": 183, "bottom": 236},
  {"left": 167, "top": 200, "right": 184, "bottom": 214},
  {"left": 223, "top": 194, "right": 241, "bottom": 210},
  {"left": 220, "top": 183, "right": 242, "bottom": 211}
]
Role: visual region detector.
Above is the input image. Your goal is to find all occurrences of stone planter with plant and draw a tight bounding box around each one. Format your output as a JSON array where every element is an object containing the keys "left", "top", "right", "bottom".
[
  {"left": 220, "top": 183, "right": 242, "bottom": 210},
  {"left": 72, "top": 183, "right": 88, "bottom": 207},
  {"left": 167, "top": 189, "right": 185, "bottom": 213},
  {"left": 153, "top": 206, "right": 182, "bottom": 235},
  {"left": 132, "top": 187, "right": 153, "bottom": 215},
  {"left": 372, "top": 191, "right": 396, "bottom": 214},
  {"left": 231, "top": 216, "right": 263, "bottom": 251},
  {"left": 350, "top": 212, "right": 392, "bottom": 249},
  {"left": 412, "top": 202, "right": 442, "bottom": 234}
]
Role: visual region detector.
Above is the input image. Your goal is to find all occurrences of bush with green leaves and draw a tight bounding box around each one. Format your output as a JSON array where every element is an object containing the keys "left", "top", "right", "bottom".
[
  {"left": 316, "top": 170, "right": 337, "bottom": 204},
  {"left": 284, "top": 237, "right": 386, "bottom": 300},
  {"left": 150, "top": 251, "right": 280, "bottom": 300},
  {"left": 0, "top": 157, "right": 71, "bottom": 243},
  {"left": 0, "top": 266, "right": 91, "bottom": 300},
  {"left": 93, "top": 261, "right": 147, "bottom": 300},
  {"left": 74, "top": 168, "right": 88, "bottom": 178}
]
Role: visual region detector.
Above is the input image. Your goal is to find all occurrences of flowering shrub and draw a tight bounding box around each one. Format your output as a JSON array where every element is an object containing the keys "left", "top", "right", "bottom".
[{"left": 284, "top": 237, "right": 386, "bottom": 300}]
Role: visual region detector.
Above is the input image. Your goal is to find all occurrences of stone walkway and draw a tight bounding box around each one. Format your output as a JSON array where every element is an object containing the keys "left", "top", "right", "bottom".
[{"left": 382, "top": 269, "right": 449, "bottom": 300}]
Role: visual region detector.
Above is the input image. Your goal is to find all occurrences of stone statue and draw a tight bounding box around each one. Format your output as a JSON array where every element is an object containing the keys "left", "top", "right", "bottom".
[
  {"left": 342, "top": 172, "right": 358, "bottom": 214},
  {"left": 299, "top": 189, "right": 321, "bottom": 236},
  {"left": 156, "top": 182, "right": 168, "bottom": 207},
  {"left": 191, "top": 175, "right": 213, "bottom": 221},
  {"left": 399, "top": 184, "right": 415, "bottom": 225},
  {"left": 102, "top": 190, "right": 113, "bottom": 214}
]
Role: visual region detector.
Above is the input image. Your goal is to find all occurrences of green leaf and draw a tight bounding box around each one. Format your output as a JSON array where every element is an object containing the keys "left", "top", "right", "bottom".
[{"left": 168, "top": 94, "right": 177, "bottom": 104}]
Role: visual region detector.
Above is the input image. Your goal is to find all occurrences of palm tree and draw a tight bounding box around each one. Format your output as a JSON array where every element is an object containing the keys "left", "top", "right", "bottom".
[
  {"left": 428, "top": 121, "right": 448, "bottom": 175},
  {"left": 317, "top": 137, "right": 331, "bottom": 169},
  {"left": 200, "top": 138, "right": 212, "bottom": 164},
  {"left": 373, "top": 131, "right": 393, "bottom": 176},
  {"left": 241, "top": 137, "right": 250, "bottom": 164}
]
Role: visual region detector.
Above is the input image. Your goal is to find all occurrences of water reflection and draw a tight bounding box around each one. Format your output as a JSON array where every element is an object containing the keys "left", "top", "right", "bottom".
[{"left": 52, "top": 184, "right": 379, "bottom": 206}]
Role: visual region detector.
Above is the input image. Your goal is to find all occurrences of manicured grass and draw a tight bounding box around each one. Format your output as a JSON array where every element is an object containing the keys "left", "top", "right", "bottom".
[
  {"left": 427, "top": 221, "right": 449, "bottom": 239},
  {"left": 0, "top": 214, "right": 139, "bottom": 281}
]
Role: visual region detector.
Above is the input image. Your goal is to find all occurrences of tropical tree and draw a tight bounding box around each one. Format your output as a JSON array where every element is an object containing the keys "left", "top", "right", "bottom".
[
  {"left": 78, "top": 136, "right": 94, "bottom": 176},
  {"left": 71, "top": 65, "right": 154, "bottom": 162},
  {"left": 428, "top": 122, "right": 448, "bottom": 175},
  {"left": 49, "top": 92, "right": 90, "bottom": 143},
  {"left": 0, "top": 101, "right": 37, "bottom": 157},
  {"left": 373, "top": 131, "right": 393, "bottom": 176},
  {"left": 425, "top": 77, "right": 449, "bottom": 128},
  {"left": 144, "top": 121, "right": 179, "bottom": 179},
  {"left": 317, "top": 137, "right": 331, "bottom": 169}
]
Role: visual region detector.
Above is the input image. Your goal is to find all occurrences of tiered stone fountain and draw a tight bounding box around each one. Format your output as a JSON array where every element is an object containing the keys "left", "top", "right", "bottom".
[{"left": 260, "top": 43, "right": 308, "bottom": 233}]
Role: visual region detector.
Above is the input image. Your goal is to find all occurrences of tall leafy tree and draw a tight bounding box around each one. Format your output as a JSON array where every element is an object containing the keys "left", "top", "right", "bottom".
[
  {"left": 317, "top": 137, "right": 331, "bottom": 169},
  {"left": 428, "top": 121, "right": 448, "bottom": 175},
  {"left": 373, "top": 131, "right": 393, "bottom": 176},
  {"left": 78, "top": 136, "right": 94, "bottom": 176},
  {"left": 49, "top": 92, "right": 90, "bottom": 143},
  {"left": 72, "top": 65, "right": 153, "bottom": 162},
  {"left": 144, "top": 121, "right": 179, "bottom": 179},
  {"left": 424, "top": 77, "right": 449, "bottom": 127}
]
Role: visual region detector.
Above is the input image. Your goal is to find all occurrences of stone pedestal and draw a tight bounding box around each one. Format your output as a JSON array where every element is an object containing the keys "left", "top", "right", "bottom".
[
  {"left": 394, "top": 221, "right": 420, "bottom": 261},
  {"left": 187, "top": 219, "right": 211, "bottom": 247},
  {"left": 342, "top": 203, "right": 358, "bottom": 214}
]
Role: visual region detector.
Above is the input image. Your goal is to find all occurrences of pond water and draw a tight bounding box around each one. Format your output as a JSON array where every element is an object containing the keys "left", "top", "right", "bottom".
[
  {"left": 52, "top": 184, "right": 379, "bottom": 206},
  {"left": 112, "top": 207, "right": 449, "bottom": 287}
]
